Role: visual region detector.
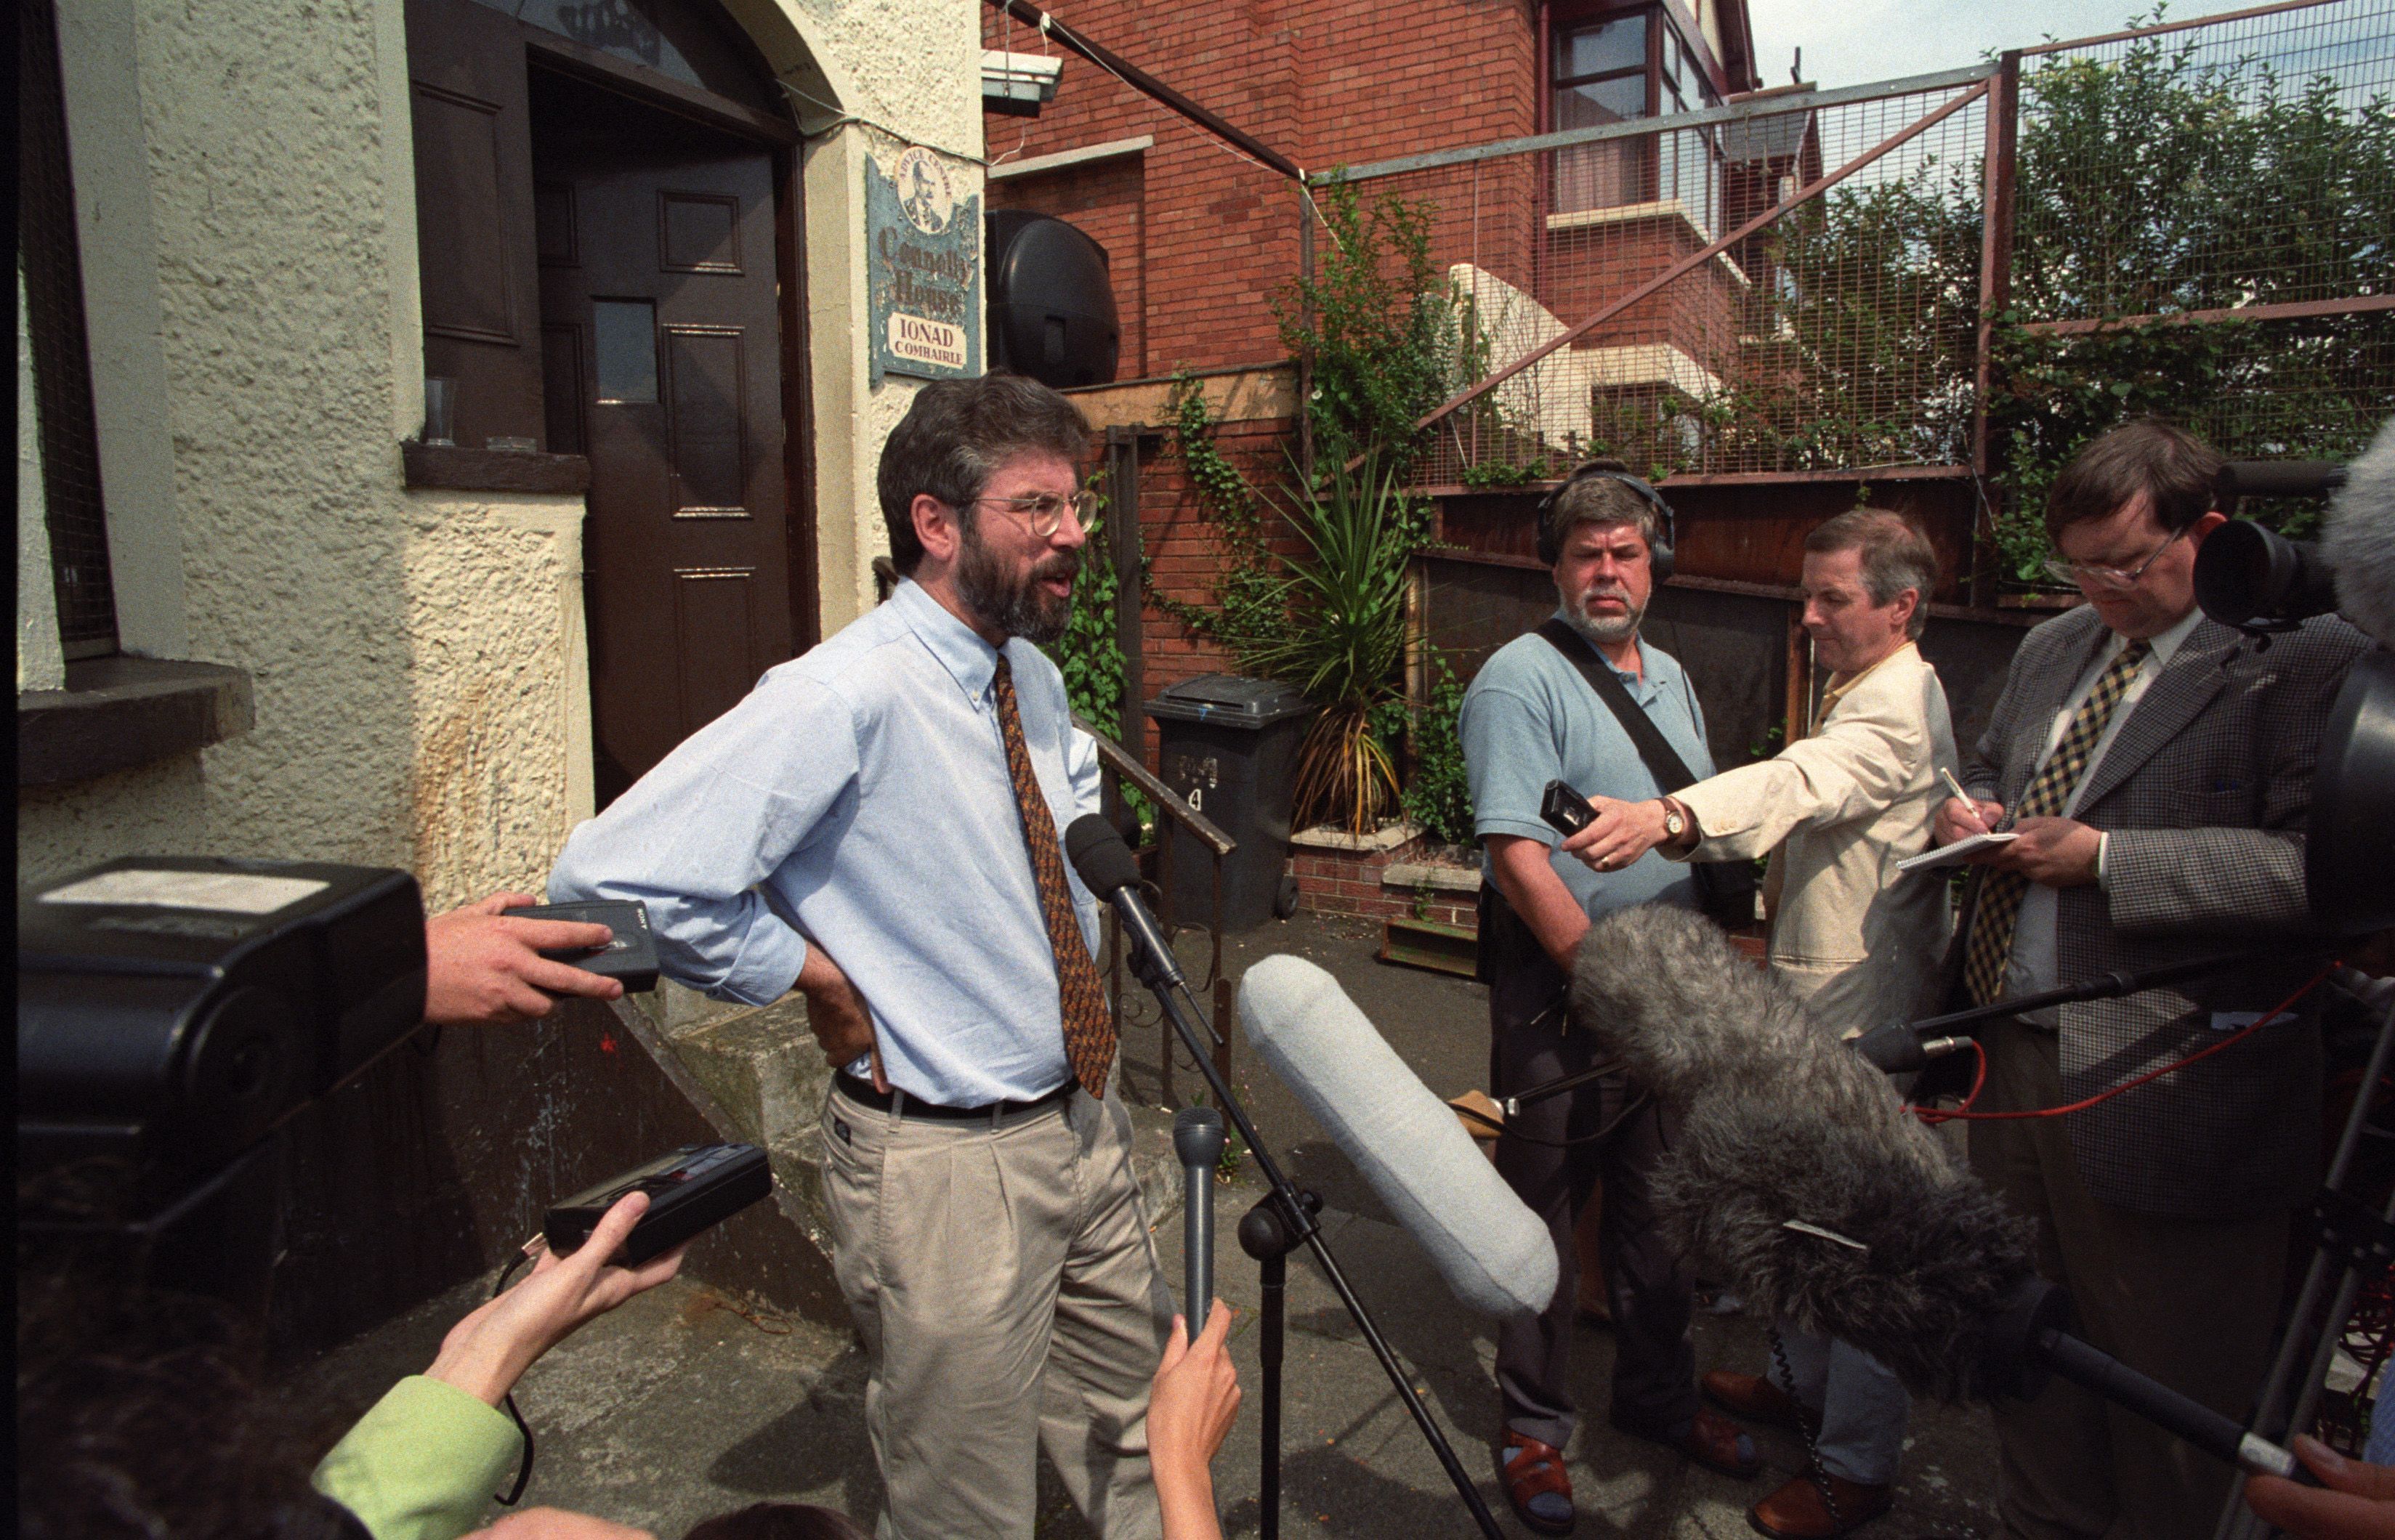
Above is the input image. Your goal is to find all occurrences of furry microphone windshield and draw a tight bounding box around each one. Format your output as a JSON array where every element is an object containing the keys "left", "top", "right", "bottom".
[{"left": 1570, "top": 904, "right": 2035, "bottom": 1399}]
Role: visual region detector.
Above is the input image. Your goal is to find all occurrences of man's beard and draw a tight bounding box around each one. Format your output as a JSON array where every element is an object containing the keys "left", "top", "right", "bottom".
[
  {"left": 957, "top": 518, "right": 1080, "bottom": 645},
  {"left": 1565, "top": 583, "right": 1645, "bottom": 646}
]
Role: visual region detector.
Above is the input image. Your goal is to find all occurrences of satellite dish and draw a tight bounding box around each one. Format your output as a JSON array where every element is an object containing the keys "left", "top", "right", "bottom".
[{"left": 985, "top": 210, "right": 1120, "bottom": 389}]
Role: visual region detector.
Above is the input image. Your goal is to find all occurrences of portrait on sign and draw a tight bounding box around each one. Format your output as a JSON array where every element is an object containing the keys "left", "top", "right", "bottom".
[{"left": 867, "top": 146, "right": 982, "bottom": 382}]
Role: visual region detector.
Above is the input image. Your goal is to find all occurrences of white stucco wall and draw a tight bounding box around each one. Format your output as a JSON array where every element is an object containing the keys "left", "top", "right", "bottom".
[
  {"left": 20, "top": 0, "right": 986, "bottom": 899},
  {"left": 19, "top": 263, "right": 67, "bottom": 694},
  {"left": 17, "top": 0, "right": 586, "bottom": 906},
  {"left": 767, "top": 0, "right": 985, "bottom": 636}
]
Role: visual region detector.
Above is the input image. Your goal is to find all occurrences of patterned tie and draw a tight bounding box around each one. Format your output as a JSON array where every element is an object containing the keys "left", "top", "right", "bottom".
[
  {"left": 1961, "top": 639, "right": 2152, "bottom": 1006},
  {"left": 990, "top": 654, "right": 1115, "bottom": 1098}
]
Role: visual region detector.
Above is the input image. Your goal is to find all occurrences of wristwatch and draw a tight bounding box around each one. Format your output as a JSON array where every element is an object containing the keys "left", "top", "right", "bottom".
[{"left": 1658, "top": 799, "right": 1688, "bottom": 842}]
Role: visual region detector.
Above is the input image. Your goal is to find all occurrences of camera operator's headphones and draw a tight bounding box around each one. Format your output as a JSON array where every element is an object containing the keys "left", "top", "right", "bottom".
[{"left": 1535, "top": 463, "right": 1678, "bottom": 582}]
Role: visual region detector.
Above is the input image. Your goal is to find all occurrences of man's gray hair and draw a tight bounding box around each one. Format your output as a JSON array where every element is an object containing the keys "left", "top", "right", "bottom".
[
  {"left": 1546, "top": 460, "right": 1667, "bottom": 559},
  {"left": 1804, "top": 509, "right": 1939, "bottom": 639}
]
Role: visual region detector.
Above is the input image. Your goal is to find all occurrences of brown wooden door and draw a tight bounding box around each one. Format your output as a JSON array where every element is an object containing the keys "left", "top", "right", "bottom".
[{"left": 530, "top": 68, "right": 794, "bottom": 806}]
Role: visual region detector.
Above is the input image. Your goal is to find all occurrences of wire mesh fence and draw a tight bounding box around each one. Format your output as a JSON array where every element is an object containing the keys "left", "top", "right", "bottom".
[
  {"left": 2000, "top": 0, "right": 2395, "bottom": 518},
  {"left": 1324, "top": 0, "right": 2395, "bottom": 499}
]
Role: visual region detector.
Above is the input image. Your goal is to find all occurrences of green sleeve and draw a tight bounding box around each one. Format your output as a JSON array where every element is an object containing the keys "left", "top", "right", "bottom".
[{"left": 311, "top": 1376, "right": 522, "bottom": 1540}]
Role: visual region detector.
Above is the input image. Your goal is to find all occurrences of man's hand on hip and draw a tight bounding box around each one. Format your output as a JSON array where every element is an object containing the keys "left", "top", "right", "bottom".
[
  {"left": 1983, "top": 816, "right": 2102, "bottom": 888},
  {"left": 797, "top": 943, "right": 886, "bottom": 1092}
]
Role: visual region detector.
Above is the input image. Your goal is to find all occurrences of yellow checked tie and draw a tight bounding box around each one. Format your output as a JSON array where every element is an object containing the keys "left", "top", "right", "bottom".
[
  {"left": 1961, "top": 639, "right": 2150, "bottom": 1007},
  {"left": 990, "top": 655, "right": 1116, "bottom": 1098}
]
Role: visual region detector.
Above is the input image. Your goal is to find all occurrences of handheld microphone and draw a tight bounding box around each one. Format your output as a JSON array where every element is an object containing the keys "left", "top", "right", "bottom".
[
  {"left": 1065, "top": 814, "right": 1184, "bottom": 992},
  {"left": 1239, "top": 955, "right": 1559, "bottom": 1318},
  {"left": 1174, "top": 1106, "right": 1227, "bottom": 1334}
]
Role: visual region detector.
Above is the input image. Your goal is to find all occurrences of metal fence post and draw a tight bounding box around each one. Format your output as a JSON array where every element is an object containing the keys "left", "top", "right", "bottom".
[{"left": 1970, "top": 49, "right": 2022, "bottom": 607}]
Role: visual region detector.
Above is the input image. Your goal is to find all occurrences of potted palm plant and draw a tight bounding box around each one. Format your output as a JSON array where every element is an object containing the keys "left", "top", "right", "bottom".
[{"left": 1248, "top": 455, "right": 1427, "bottom": 837}]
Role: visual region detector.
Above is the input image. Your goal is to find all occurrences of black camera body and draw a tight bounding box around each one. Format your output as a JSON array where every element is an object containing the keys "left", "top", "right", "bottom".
[{"left": 18, "top": 856, "right": 427, "bottom": 1205}]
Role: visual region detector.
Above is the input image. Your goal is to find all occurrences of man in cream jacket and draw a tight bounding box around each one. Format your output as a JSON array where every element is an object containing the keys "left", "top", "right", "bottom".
[{"left": 1561, "top": 508, "right": 1956, "bottom": 1539}]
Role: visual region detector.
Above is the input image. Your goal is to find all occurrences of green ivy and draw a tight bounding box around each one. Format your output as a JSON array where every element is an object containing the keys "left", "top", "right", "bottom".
[
  {"left": 1399, "top": 650, "right": 1474, "bottom": 848},
  {"left": 1143, "top": 374, "right": 1293, "bottom": 673},
  {"left": 1277, "top": 179, "right": 1469, "bottom": 477},
  {"left": 1041, "top": 470, "right": 1152, "bottom": 835}
]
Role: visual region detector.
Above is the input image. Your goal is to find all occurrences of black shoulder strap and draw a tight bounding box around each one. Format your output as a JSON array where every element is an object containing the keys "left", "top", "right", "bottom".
[{"left": 1535, "top": 618, "right": 1697, "bottom": 795}]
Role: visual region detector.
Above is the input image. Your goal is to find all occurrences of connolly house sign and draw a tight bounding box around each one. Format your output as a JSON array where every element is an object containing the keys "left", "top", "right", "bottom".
[{"left": 867, "top": 146, "right": 982, "bottom": 383}]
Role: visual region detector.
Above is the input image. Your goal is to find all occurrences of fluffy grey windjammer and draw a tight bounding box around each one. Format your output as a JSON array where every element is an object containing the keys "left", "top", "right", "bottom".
[
  {"left": 1570, "top": 904, "right": 2035, "bottom": 1400},
  {"left": 2325, "top": 414, "right": 2395, "bottom": 649}
]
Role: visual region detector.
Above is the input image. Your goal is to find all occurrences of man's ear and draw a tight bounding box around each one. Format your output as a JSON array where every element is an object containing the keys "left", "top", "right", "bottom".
[
  {"left": 912, "top": 493, "right": 961, "bottom": 567},
  {"left": 2186, "top": 508, "right": 2230, "bottom": 548}
]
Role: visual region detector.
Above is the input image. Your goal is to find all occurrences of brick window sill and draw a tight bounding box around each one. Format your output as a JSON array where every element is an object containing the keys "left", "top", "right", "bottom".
[{"left": 18, "top": 657, "right": 254, "bottom": 787}]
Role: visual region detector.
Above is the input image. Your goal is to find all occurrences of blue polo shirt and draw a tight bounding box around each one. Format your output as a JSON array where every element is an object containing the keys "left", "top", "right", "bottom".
[{"left": 1459, "top": 615, "right": 1712, "bottom": 918}]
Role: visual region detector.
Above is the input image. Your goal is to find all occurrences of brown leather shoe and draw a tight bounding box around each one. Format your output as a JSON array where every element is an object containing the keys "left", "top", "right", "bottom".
[
  {"left": 1612, "top": 1405, "right": 1761, "bottom": 1478},
  {"left": 1703, "top": 1369, "right": 1807, "bottom": 1432},
  {"left": 1747, "top": 1472, "right": 1893, "bottom": 1538},
  {"left": 1498, "top": 1430, "right": 1575, "bottom": 1536}
]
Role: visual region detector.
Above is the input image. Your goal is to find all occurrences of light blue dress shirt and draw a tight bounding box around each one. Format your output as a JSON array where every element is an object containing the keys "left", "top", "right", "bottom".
[
  {"left": 1459, "top": 615, "right": 1712, "bottom": 918},
  {"left": 548, "top": 579, "right": 1103, "bottom": 1106}
]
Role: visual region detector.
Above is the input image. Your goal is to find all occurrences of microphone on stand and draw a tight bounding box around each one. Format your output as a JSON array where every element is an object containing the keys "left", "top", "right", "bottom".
[
  {"left": 1064, "top": 814, "right": 1190, "bottom": 996},
  {"left": 1174, "top": 1106, "right": 1227, "bottom": 1334}
]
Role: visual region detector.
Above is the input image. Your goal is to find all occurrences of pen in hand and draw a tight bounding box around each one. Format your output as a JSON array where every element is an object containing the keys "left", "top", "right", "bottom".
[{"left": 1939, "top": 766, "right": 1994, "bottom": 836}]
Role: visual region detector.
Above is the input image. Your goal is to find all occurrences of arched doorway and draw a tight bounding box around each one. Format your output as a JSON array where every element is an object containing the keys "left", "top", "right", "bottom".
[{"left": 405, "top": 0, "right": 817, "bottom": 807}]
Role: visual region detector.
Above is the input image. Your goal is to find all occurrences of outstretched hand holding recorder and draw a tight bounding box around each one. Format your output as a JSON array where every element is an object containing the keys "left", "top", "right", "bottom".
[{"left": 427, "top": 1188, "right": 687, "bottom": 1409}]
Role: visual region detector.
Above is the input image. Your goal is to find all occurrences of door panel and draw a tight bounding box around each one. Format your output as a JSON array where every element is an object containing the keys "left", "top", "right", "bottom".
[
  {"left": 531, "top": 67, "right": 791, "bottom": 806},
  {"left": 405, "top": 0, "right": 545, "bottom": 448}
]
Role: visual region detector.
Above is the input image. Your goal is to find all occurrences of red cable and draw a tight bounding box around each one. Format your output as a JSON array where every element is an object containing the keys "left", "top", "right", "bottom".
[{"left": 1905, "top": 962, "right": 2336, "bottom": 1124}]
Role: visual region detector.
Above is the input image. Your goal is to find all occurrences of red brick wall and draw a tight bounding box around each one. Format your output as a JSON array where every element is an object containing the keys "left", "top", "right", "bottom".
[
  {"left": 990, "top": 155, "right": 1149, "bottom": 377},
  {"left": 982, "top": 0, "right": 1540, "bottom": 377},
  {"left": 1131, "top": 413, "right": 1301, "bottom": 709}
]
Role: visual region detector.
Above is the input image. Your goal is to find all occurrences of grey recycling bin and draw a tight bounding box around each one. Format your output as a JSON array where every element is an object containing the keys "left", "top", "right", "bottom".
[{"left": 1144, "top": 675, "right": 1314, "bottom": 931}]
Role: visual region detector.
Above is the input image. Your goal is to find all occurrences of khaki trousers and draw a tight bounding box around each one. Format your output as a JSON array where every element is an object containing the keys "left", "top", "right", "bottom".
[
  {"left": 1968, "top": 1018, "right": 2287, "bottom": 1540},
  {"left": 820, "top": 1079, "right": 1173, "bottom": 1540}
]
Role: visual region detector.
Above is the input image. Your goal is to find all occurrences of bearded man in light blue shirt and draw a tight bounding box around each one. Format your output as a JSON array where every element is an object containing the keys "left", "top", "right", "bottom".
[{"left": 549, "top": 375, "right": 1174, "bottom": 1540}]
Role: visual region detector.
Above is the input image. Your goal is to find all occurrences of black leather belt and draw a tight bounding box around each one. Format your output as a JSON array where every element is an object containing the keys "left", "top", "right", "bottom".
[{"left": 833, "top": 1071, "right": 1073, "bottom": 1121}]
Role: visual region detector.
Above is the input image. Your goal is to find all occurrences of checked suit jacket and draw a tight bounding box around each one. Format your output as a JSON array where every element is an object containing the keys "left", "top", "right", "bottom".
[{"left": 1941, "top": 604, "right": 2370, "bottom": 1218}]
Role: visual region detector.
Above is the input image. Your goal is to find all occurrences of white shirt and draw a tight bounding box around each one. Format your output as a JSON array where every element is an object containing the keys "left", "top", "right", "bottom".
[{"left": 2006, "top": 605, "right": 2205, "bottom": 1023}]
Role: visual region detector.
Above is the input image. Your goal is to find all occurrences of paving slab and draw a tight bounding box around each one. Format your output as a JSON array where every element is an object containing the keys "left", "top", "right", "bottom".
[{"left": 283, "top": 910, "right": 2002, "bottom": 1537}]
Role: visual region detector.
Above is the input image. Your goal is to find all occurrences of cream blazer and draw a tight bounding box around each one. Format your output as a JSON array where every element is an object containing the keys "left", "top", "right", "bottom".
[{"left": 1672, "top": 641, "right": 1958, "bottom": 1037}]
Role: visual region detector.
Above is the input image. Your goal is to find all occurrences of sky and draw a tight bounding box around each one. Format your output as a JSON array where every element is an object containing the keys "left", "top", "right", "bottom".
[{"left": 1742, "top": 0, "right": 2274, "bottom": 89}]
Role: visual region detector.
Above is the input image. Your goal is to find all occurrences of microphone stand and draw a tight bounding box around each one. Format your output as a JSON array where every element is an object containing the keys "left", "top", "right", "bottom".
[
  {"left": 1120, "top": 944, "right": 1506, "bottom": 1540},
  {"left": 1857, "top": 946, "right": 2311, "bottom": 1072},
  {"left": 2214, "top": 978, "right": 2395, "bottom": 1540}
]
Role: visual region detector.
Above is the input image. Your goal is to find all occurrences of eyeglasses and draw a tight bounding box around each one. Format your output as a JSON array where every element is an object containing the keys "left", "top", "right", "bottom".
[
  {"left": 2043, "top": 527, "right": 2186, "bottom": 591},
  {"left": 970, "top": 489, "right": 1100, "bottom": 538}
]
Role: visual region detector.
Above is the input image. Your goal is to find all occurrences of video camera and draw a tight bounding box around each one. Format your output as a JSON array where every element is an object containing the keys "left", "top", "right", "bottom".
[{"left": 2189, "top": 447, "right": 2395, "bottom": 936}]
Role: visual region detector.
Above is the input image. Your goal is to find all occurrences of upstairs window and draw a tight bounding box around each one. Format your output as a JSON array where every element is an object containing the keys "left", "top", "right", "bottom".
[{"left": 1552, "top": 6, "right": 1726, "bottom": 232}]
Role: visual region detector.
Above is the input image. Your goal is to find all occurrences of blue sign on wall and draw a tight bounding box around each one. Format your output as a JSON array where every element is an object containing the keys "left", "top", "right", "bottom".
[{"left": 867, "top": 147, "right": 982, "bottom": 384}]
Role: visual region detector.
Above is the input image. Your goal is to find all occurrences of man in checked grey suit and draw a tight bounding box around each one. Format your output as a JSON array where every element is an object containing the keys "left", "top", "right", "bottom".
[{"left": 1933, "top": 420, "right": 2368, "bottom": 1540}]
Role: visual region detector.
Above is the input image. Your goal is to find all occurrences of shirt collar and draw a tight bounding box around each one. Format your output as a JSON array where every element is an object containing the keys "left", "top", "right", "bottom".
[
  {"left": 1820, "top": 639, "right": 1915, "bottom": 714},
  {"left": 2115, "top": 605, "right": 2204, "bottom": 668},
  {"left": 892, "top": 578, "right": 1004, "bottom": 705}
]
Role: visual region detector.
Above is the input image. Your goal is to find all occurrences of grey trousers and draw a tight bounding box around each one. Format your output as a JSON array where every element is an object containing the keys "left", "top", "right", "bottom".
[
  {"left": 1766, "top": 1326, "right": 1910, "bottom": 1486},
  {"left": 1968, "top": 1018, "right": 2287, "bottom": 1540},
  {"left": 820, "top": 1078, "right": 1174, "bottom": 1540},
  {"left": 1490, "top": 957, "right": 1700, "bottom": 1448}
]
